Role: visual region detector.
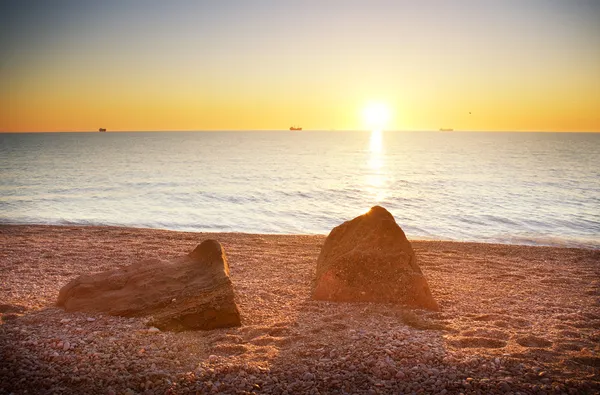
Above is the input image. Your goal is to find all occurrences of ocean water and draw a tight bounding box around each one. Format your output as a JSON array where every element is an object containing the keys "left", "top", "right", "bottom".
[{"left": 1, "top": 131, "right": 599, "bottom": 248}]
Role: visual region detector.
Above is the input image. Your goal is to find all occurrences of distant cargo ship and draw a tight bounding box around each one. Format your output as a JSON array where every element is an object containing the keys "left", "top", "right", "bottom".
[
  {"left": 439, "top": 128, "right": 453, "bottom": 132},
  {"left": 289, "top": 126, "right": 302, "bottom": 131},
  {"left": 98, "top": 128, "right": 107, "bottom": 132}
]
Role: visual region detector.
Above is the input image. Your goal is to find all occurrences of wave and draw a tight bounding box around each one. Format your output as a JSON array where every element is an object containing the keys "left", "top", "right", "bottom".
[{"left": 480, "top": 234, "right": 600, "bottom": 250}]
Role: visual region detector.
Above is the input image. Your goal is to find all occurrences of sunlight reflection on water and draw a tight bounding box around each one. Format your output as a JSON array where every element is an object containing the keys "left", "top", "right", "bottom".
[
  {"left": 367, "top": 129, "right": 388, "bottom": 202},
  {"left": 369, "top": 129, "right": 383, "bottom": 153}
]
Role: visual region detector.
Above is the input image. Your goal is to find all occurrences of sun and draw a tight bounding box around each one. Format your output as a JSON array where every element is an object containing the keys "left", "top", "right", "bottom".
[{"left": 362, "top": 102, "right": 391, "bottom": 130}]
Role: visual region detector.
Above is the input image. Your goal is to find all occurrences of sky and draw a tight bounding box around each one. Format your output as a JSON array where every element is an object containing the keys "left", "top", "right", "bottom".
[{"left": 1, "top": 0, "right": 599, "bottom": 132}]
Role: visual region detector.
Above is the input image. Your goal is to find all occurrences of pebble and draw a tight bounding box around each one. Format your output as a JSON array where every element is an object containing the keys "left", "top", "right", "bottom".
[
  {"left": 86, "top": 317, "right": 96, "bottom": 322},
  {"left": 499, "top": 381, "right": 511, "bottom": 392}
]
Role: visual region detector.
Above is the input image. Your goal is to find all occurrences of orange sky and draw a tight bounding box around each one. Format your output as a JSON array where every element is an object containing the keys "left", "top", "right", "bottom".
[{"left": 1, "top": 1, "right": 599, "bottom": 132}]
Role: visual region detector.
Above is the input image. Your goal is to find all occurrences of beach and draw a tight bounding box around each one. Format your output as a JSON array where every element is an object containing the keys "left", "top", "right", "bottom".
[{"left": 1, "top": 225, "right": 599, "bottom": 394}]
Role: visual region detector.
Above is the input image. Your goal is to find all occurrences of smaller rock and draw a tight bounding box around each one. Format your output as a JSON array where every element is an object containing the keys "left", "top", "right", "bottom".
[
  {"left": 57, "top": 239, "right": 241, "bottom": 331},
  {"left": 148, "top": 327, "right": 160, "bottom": 333},
  {"left": 208, "top": 355, "right": 218, "bottom": 363},
  {"left": 63, "top": 341, "right": 70, "bottom": 351},
  {"left": 86, "top": 317, "right": 96, "bottom": 322}
]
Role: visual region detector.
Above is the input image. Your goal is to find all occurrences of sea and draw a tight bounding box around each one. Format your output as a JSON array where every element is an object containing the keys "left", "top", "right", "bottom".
[{"left": 1, "top": 131, "right": 599, "bottom": 249}]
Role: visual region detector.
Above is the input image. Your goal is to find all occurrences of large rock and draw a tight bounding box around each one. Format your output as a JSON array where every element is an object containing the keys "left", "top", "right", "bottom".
[
  {"left": 312, "top": 206, "right": 438, "bottom": 310},
  {"left": 57, "top": 240, "right": 241, "bottom": 331}
]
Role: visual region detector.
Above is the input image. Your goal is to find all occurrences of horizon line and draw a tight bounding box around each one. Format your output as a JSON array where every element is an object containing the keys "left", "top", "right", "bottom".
[{"left": 1, "top": 129, "right": 599, "bottom": 134}]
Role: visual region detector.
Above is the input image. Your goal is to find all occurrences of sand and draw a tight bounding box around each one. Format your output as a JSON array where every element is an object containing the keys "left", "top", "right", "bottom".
[{"left": 0, "top": 225, "right": 599, "bottom": 394}]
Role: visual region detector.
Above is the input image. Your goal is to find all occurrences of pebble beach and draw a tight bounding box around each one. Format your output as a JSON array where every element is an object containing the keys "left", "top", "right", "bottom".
[{"left": 1, "top": 225, "right": 599, "bottom": 394}]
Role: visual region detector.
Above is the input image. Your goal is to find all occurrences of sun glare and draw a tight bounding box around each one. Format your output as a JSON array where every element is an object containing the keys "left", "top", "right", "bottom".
[{"left": 362, "top": 102, "right": 391, "bottom": 130}]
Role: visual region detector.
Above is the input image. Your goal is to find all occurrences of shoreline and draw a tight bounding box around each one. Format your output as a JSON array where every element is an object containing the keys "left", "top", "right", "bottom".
[
  {"left": 1, "top": 225, "right": 599, "bottom": 393},
  {"left": 1, "top": 222, "right": 597, "bottom": 251}
]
